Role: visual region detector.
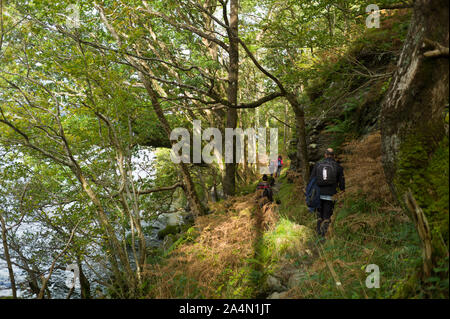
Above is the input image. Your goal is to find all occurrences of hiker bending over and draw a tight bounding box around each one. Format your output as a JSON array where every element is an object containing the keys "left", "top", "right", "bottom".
[
  {"left": 309, "top": 148, "right": 345, "bottom": 237},
  {"left": 256, "top": 174, "right": 273, "bottom": 202}
]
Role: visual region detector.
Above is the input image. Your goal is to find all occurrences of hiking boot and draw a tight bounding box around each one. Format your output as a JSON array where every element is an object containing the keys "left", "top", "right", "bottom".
[
  {"left": 320, "top": 219, "right": 331, "bottom": 237},
  {"left": 316, "top": 218, "right": 323, "bottom": 236}
]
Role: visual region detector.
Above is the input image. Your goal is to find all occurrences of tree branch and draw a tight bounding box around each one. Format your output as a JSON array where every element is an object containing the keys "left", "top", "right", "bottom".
[
  {"left": 423, "top": 38, "right": 449, "bottom": 58},
  {"left": 141, "top": 1, "right": 229, "bottom": 51},
  {"left": 37, "top": 218, "right": 83, "bottom": 299},
  {"left": 238, "top": 38, "right": 286, "bottom": 94},
  {"left": 269, "top": 112, "right": 293, "bottom": 128},
  {"left": 0, "top": 0, "right": 4, "bottom": 53},
  {"left": 229, "top": 91, "right": 283, "bottom": 109},
  {"left": 137, "top": 182, "right": 183, "bottom": 195}
]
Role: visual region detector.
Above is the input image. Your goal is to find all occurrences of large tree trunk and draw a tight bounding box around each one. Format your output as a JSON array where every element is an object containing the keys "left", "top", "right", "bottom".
[
  {"left": 0, "top": 212, "right": 17, "bottom": 298},
  {"left": 381, "top": 0, "right": 448, "bottom": 188},
  {"left": 286, "top": 93, "right": 310, "bottom": 182},
  {"left": 77, "top": 259, "right": 91, "bottom": 299},
  {"left": 380, "top": 0, "right": 449, "bottom": 281},
  {"left": 223, "top": 0, "right": 239, "bottom": 197}
]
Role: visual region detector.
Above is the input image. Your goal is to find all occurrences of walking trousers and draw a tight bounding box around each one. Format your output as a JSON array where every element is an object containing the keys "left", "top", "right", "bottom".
[{"left": 316, "top": 199, "right": 335, "bottom": 237}]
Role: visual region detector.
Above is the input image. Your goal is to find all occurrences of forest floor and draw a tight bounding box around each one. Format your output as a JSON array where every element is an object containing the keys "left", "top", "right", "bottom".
[{"left": 143, "top": 131, "right": 434, "bottom": 299}]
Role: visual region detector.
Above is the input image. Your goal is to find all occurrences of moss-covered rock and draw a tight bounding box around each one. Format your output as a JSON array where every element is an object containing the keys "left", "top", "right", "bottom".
[{"left": 158, "top": 224, "right": 181, "bottom": 240}]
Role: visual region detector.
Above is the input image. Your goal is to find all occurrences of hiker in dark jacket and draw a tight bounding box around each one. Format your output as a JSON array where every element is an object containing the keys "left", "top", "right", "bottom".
[
  {"left": 256, "top": 174, "right": 273, "bottom": 202},
  {"left": 309, "top": 148, "right": 345, "bottom": 238}
]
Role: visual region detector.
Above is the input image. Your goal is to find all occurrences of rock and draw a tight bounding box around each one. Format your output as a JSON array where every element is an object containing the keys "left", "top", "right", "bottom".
[
  {"left": 157, "top": 224, "right": 180, "bottom": 239},
  {"left": 166, "top": 212, "right": 183, "bottom": 226},
  {"left": 307, "top": 132, "right": 336, "bottom": 163},
  {"left": 287, "top": 270, "right": 307, "bottom": 289},
  {"left": 267, "top": 291, "right": 290, "bottom": 299},
  {"left": 183, "top": 212, "right": 195, "bottom": 224},
  {"left": 266, "top": 275, "right": 286, "bottom": 292}
]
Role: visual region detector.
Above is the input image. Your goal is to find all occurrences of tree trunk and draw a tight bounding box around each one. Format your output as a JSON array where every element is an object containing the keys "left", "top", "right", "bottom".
[
  {"left": 78, "top": 259, "right": 91, "bottom": 299},
  {"left": 286, "top": 93, "right": 310, "bottom": 182},
  {"left": 0, "top": 212, "right": 17, "bottom": 298},
  {"left": 381, "top": 0, "right": 448, "bottom": 195},
  {"left": 212, "top": 167, "right": 220, "bottom": 201},
  {"left": 223, "top": 0, "right": 239, "bottom": 197},
  {"left": 284, "top": 104, "right": 288, "bottom": 154},
  {"left": 380, "top": 0, "right": 449, "bottom": 279},
  {"left": 141, "top": 75, "right": 206, "bottom": 217}
]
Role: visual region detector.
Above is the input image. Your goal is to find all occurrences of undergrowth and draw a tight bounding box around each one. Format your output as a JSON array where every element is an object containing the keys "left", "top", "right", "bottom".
[
  {"left": 273, "top": 176, "right": 424, "bottom": 298},
  {"left": 304, "top": 11, "right": 411, "bottom": 152},
  {"left": 138, "top": 10, "right": 447, "bottom": 298},
  {"left": 142, "top": 159, "right": 432, "bottom": 299}
]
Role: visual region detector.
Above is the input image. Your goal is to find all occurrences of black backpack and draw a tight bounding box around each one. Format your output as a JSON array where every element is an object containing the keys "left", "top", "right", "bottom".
[{"left": 316, "top": 160, "right": 338, "bottom": 186}]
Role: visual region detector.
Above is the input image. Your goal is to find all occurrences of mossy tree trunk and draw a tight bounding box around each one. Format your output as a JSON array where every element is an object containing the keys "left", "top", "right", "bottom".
[
  {"left": 380, "top": 0, "right": 449, "bottom": 279},
  {"left": 223, "top": 0, "right": 239, "bottom": 197},
  {"left": 286, "top": 93, "right": 310, "bottom": 182}
]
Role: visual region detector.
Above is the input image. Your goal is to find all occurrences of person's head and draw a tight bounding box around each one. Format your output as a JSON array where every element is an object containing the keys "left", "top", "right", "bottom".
[
  {"left": 324, "top": 148, "right": 335, "bottom": 159},
  {"left": 262, "top": 174, "right": 268, "bottom": 181},
  {"left": 278, "top": 155, "right": 282, "bottom": 160}
]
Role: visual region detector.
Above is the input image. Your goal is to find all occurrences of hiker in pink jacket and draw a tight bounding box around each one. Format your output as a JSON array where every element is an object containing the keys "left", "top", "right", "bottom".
[{"left": 275, "top": 155, "right": 283, "bottom": 177}]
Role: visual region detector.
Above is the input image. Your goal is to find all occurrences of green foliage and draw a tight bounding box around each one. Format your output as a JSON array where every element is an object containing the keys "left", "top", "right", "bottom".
[
  {"left": 1, "top": 0, "right": 444, "bottom": 300},
  {"left": 261, "top": 218, "right": 314, "bottom": 264},
  {"left": 314, "top": 197, "right": 422, "bottom": 299},
  {"left": 275, "top": 180, "right": 311, "bottom": 226},
  {"left": 394, "top": 132, "right": 449, "bottom": 298},
  {"left": 269, "top": 176, "right": 431, "bottom": 299},
  {"left": 237, "top": 179, "right": 260, "bottom": 196},
  {"left": 303, "top": 11, "right": 411, "bottom": 150},
  {"left": 213, "top": 267, "right": 256, "bottom": 299},
  {"left": 323, "top": 118, "right": 356, "bottom": 151},
  {"left": 157, "top": 225, "right": 181, "bottom": 240},
  {"left": 172, "top": 274, "right": 204, "bottom": 298},
  {"left": 164, "top": 226, "right": 199, "bottom": 256}
]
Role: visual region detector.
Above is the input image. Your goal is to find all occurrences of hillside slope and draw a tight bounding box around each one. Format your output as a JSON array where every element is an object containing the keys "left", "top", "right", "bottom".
[
  {"left": 142, "top": 131, "right": 442, "bottom": 298},
  {"left": 140, "top": 11, "right": 448, "bottom": 299}
]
